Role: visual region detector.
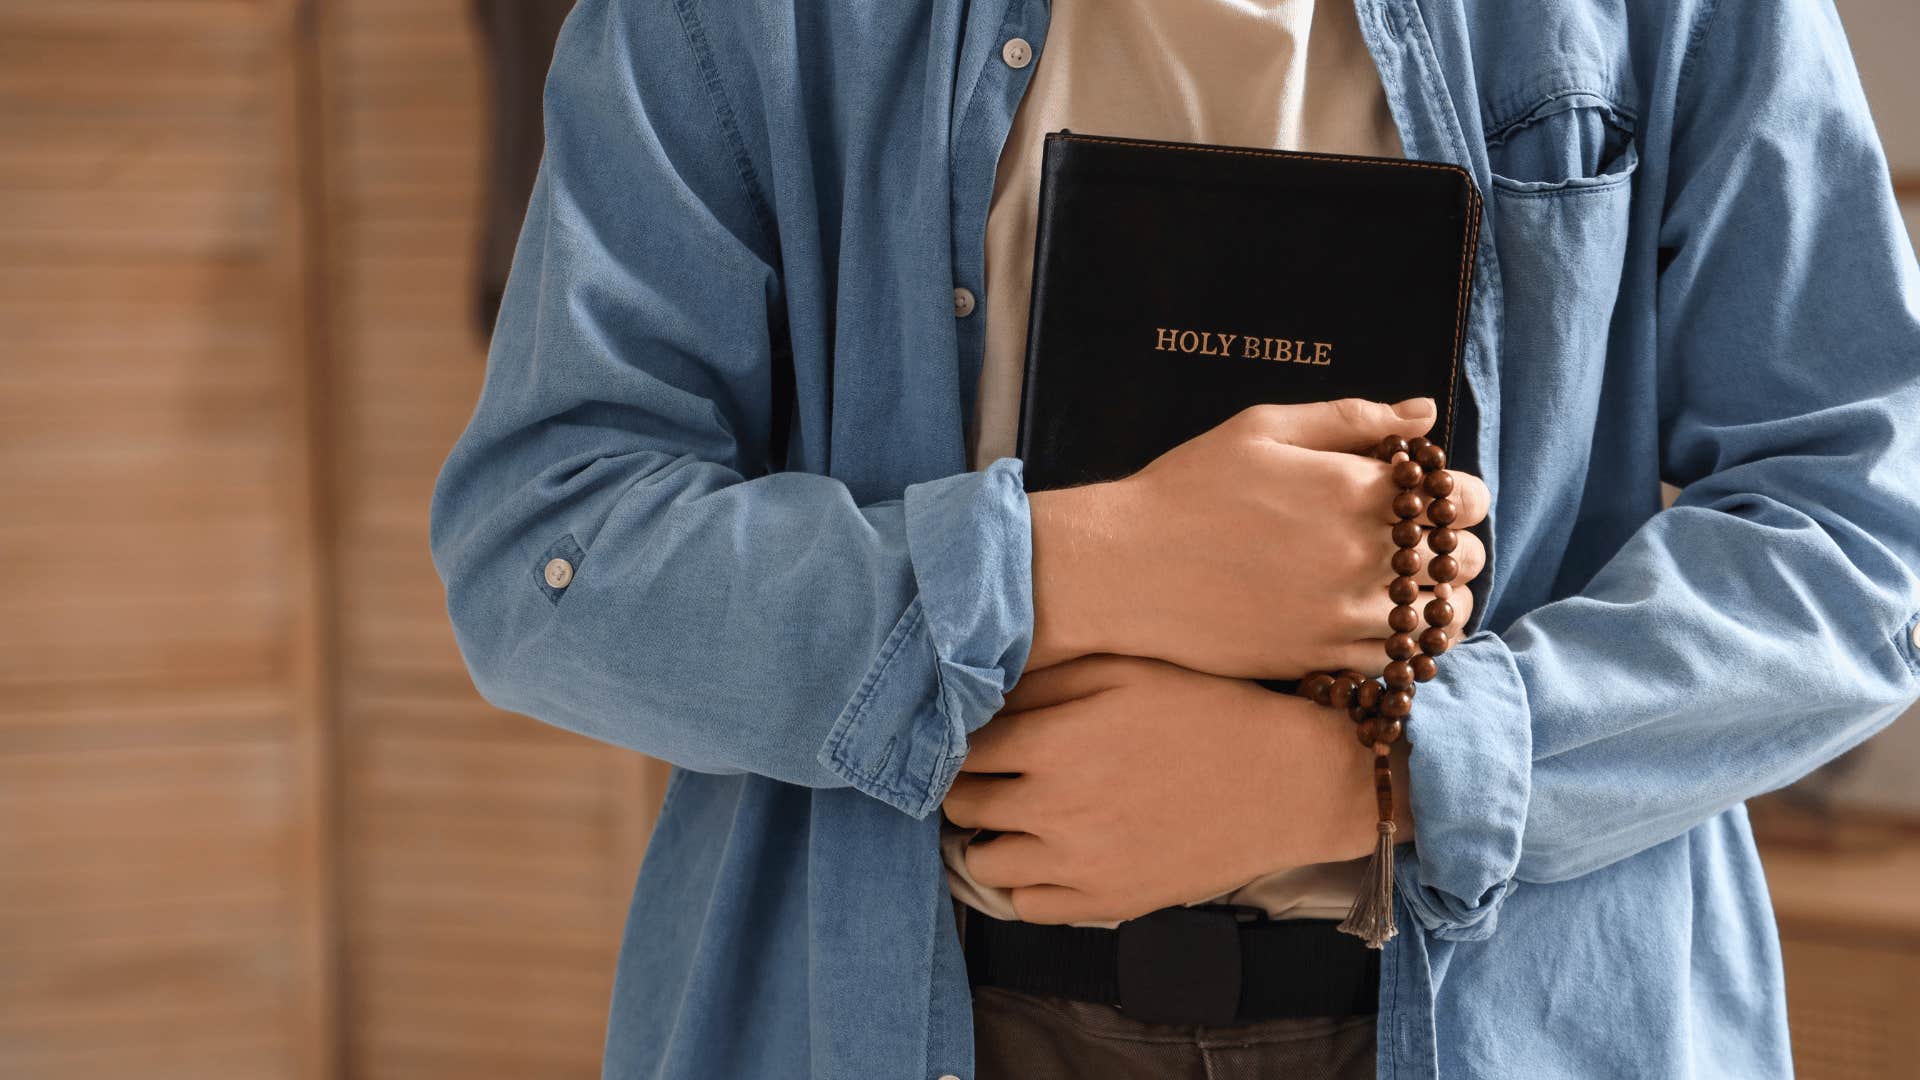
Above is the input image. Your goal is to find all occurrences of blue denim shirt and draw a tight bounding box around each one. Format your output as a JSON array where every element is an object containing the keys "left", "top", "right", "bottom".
[{"left": 430, "top": 0, "right": 1920, "bottom": 1075}]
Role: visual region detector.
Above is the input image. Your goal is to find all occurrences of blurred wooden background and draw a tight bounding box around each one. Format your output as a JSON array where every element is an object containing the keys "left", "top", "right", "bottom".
[
  {"left": 0, "top": 1, "right": 1912, "bottom": 1078},
  {"left": 0, "top": 1, "right": 660, "bottom": 1076}
]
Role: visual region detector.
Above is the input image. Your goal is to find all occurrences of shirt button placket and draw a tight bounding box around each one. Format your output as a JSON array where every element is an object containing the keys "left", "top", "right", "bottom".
[{"left": 962, "top": 33, "right": 1031, "bottom": 331}]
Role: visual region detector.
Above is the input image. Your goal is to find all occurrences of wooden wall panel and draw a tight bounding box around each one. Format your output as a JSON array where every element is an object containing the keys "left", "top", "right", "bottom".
[
  {"left": 0, "top": 2, "right": 331, "bottom": 1078},
  {"left": 317, "top": 2, "right": 665, "bottom": 1077},
  {"left": 1766, "top": 841, "right": 1920, "bottom": 1080}
]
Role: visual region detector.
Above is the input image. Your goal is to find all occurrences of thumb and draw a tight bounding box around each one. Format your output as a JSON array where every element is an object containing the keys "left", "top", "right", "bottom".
[{"left": 1253, "top": 396, "right": 1436, "bottom": 452}]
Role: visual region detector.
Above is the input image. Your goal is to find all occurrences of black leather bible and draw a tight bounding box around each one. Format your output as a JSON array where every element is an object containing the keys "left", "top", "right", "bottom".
[{"left": 1014, "top": 130, "right": 1482, "bottom": 490}]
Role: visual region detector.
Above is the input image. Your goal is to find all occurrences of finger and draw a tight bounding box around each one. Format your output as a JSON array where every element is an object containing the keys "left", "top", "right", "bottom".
[
  {"left": 1362, "top": 468, "right": 1491, "bottom": 529},
  {"left": 1242, "top": 396, "right": 1436, "bottom": 454},
  {"left": 1305, "top": 638, "right": 1405, "bottom": 678},
  {"left": 1008, "top": 884, "right": 1100, "bottom": 926},
  {"left": 1333, "top": 588, "right": 1403, "bottom": 643},
  {"left": 961, "top": 712, "right": 1045, "bottom": 774},
  {"left": 1431, "top": 529, "right": 1487, "bottom": 585},
  {"left": 942, "top": 774, "right": 1037, "bottom": 832},
  {"left": 1339, "top": 528, "right": 1486, "bottom": 645},
  {"left": 1444, "top": 471, "right": 1492, "bottom": 529},
  {"left": 963, "top": 832, "right": 1063, "bottom": 890},
  {"left": 1397, "top": 518, "right": 1497, "bottom": 580},
  {"left": 1342, "top": 586, "right": 1476, "bottom": 659},
  {"left": 1371, "top": 526, "right": 1486, "bottom": 586},
  {"left": 969, "top": 692, "right": 1118, "bottom": 773},
  {"left": 1320, "top": 580, "right": 1474, "bottom": 672},
  {"left": 1002, "top": 654, "right": 1143, "bottom": 714},
  {"left": 1445, "top": 582, "right": 1476, "bottom": 629}
]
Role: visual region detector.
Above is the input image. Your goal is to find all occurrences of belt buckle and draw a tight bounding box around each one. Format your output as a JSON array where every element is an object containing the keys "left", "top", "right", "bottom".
[{"left": 1115, "top": 905, "right": 1249, "bottom": 1027}]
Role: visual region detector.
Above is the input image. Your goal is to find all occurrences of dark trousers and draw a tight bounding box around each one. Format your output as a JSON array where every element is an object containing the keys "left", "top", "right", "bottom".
[{"left": 972, "top": 985, "right": 1378, "bottom": 1080}]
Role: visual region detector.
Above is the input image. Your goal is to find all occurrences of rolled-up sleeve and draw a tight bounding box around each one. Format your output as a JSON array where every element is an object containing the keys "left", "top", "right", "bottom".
[
  {"left": 1398, "top": 0, "right": 1920, "bottom": 934},
  {"left": 429, "top": 0, "right": 1032, "bottom": 817},
  {"left": 1396, "top": 633, "right": 1532, "bottom": 939},
  {"left": 821, "top": 464, "right": 1035, "bottom": 817}
]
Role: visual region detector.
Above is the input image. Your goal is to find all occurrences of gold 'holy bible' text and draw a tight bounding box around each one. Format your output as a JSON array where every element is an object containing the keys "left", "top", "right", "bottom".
[{"left": 1154, "top": 326, "right": 1333, "bottom": 365}]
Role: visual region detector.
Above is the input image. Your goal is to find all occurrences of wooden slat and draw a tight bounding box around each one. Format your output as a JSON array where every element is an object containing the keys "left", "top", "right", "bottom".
[
  {"left": 1779, "top": 936, "right": 1920, "bottom": 1080},
  {"left": 0, "top": 1, "right": 333, "bottom": 1076}
]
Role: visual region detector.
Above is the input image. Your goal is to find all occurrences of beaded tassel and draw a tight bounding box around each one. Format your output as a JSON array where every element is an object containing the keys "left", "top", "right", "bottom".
[
  {"left": 1297, "top": 434, "right": 1457, "bottom": 949},
  {"left": 1339, "top": 758, "right": 1398, "bottom": 948}
]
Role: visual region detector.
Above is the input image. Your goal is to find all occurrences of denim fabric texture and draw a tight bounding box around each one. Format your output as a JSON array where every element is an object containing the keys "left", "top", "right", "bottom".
[{"left": 428, "top": 0, "right": 1920, "bottom": 1076}]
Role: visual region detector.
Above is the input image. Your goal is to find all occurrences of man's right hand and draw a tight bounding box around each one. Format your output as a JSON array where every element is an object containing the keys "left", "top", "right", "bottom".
[{"left": 1026, "top": 396, "right": 1490, "bottom": 679}]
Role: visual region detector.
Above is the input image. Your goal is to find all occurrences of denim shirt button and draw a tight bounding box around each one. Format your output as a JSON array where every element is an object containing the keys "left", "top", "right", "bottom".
[
  {"left": 1910, "top": 619, "right": 1920, "bottom": 652},
  {"left": 542, "top": 557, "right": 575, "bottom": 589},
  {"left": 952, "top": 286, "right": 976, "bottom": 317},
  {"left": 1001, "top": 37, "right": 1032, "bottom": 69},
  {"left": 936, "top": 1074, "right": 961, "bottom": 1080}
]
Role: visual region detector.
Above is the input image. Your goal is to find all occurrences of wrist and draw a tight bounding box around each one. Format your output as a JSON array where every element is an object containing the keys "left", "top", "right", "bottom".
[
  {"left": 1028, "top": 480, "right": 1134, "bottom": 667},
  {"left": 1274, "top": 699, "right": 1386, "bottom": 868}
]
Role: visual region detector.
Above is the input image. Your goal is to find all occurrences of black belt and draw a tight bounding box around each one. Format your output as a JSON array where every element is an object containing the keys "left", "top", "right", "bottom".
[{"left": 962, "top": 904, "right": 1379, "bottom": 1028}]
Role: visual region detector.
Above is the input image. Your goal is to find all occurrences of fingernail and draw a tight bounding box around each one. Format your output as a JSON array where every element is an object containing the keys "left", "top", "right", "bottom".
[{"left": 1393, "top": 396, "right": 1436, "bottom": 418}]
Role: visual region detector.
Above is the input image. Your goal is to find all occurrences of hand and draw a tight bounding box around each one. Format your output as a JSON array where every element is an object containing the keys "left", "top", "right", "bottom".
[
  {"left": 942, "top": 654, "right": 1410, "bottom": 926},
  {"left": 1027, "top": 397, "right": 1490, "bottom": 679}
]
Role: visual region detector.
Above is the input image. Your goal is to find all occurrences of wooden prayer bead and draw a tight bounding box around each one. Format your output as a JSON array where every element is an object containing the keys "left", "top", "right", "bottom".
[
  {"left": 1389, "top": 575, "right": 1420, "bottom": 605},
  {"left": 1307, "top": 673, "right": 1335, "bottom": 705},
  {"left": 1386, "top": 632, "right": 1418, "bottom": 660},
  {"left": 1329, "top": 675, "right": 1358, "bottom": 710},
  {"left": 1357, "top": 680, "right": 1383, "bottom": 710},
  {"left": 1392, "top": 547, "right": 1423, "bottom": 576},
  {"left": 1389, "top": 604, "right": 1420, "bottom": 633},
  {"left": 1298, "top": 430, "right": 1465, "bottom": 881}
]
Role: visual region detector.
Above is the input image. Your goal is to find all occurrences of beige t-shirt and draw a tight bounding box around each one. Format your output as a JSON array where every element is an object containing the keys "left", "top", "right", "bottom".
[{"left": 949, "top": 0, "right": 1404, "bottom": 925}]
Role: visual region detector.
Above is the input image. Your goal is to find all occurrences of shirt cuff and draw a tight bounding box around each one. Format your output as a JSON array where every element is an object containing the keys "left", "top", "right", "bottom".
[
  {"left": 817, "top": 458, "right": 1034, "bottom": 818},
  {"left": 1396, "top": 629, "right": 1532, "bottom": 940}
]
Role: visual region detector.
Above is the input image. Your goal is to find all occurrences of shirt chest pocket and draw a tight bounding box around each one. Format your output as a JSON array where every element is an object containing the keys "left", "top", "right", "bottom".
[{"left": 1484, "top": 92, "right": 1639, "bottom": 402}]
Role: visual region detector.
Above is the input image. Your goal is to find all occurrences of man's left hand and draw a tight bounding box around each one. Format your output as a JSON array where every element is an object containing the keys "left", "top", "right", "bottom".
[{"left": 941, "top": 654, "right": 1407, "bottom": 925}]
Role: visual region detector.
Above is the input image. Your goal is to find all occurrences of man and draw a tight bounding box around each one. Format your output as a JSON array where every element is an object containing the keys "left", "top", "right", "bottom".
[{"left": 430, "top": 1, "right": 1920, "bottom": 1077}]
